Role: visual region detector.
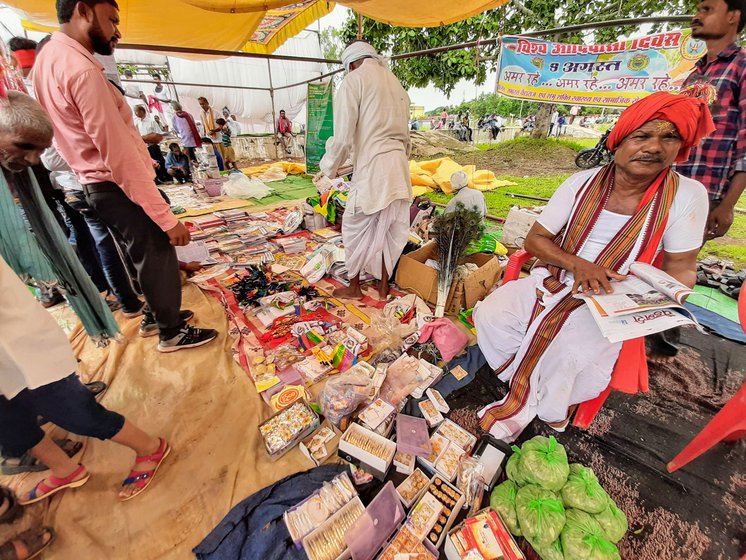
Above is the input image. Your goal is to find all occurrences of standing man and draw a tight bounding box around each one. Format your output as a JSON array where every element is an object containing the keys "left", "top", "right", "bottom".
[
  {"left": 171, "top": 101, "right": 202, "bottom": 163},
  {"left": 133, "top": 105, "right": 169, "bottom": 183},
  {"left": 277, "top": 109, "right": 294, "bottom": 155},
  {"left": 318, "top": 41, "right": 413, "bottom": 300},
  {"left": 199, "top": 96, "right": 224, "bottom": 161},
  {"left": 33, "top": 0, "right": 217, "bottom": 352},
  {"left": 677, "top": 0, "right": 746, "bottom": 241}
]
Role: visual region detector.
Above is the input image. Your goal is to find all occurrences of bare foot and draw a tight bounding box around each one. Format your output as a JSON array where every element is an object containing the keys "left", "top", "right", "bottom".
[
  {"left": 333, "top": 285, "right": 364, "bottom": 300},
  {"left": 5, "top": 527, "right": 54, "bottom": 560},
  {"left": 377, "top": 282, "right": 390, "bottom": 300}
]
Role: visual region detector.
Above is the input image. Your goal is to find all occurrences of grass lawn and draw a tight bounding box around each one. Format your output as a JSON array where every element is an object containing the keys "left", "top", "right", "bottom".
[{"left": 421, "top": 138, "right": 746, "bottom": 266}]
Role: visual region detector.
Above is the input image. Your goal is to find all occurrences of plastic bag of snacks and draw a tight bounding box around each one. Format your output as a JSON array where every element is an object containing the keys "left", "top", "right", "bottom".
[
  {"left": 594, "top": 498, "right": 629, "bottom": 543},
  {"left": 561, "top": 464, "right": 610, "bottom": 514},
  {"left": 520, "top": 436, "right": 570, "bottom": 491},
  {"left": 489, "top": 480, "right": 522, "bottom": 536},
  {"left": 505, "top": 444, "right": 528, "bottom": 485},
  {"left": 515, "top": 484, "right": 566, "bottom": 547},
  {"left": 526, "top": 536, "right": 565, "bottom": 560},
  {"left": 318, "top": 372, "right": 373, "bottom": 427},
  {"left": 561, "top": 509, "right": 620, "bottom": 560}
]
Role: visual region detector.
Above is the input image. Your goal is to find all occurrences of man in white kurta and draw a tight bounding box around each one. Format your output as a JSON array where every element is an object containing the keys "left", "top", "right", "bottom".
[{"left": 319, "top": 41, "right": 413, "bottom": 299}]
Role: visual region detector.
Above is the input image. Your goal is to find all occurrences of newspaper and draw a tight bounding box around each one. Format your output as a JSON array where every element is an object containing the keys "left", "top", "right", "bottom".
[{"left": 576, "top": 262, "right": 701, "bottom": 343}]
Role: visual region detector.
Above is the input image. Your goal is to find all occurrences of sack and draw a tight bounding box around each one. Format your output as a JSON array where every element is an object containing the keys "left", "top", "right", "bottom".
[
  {"left": 515, "top": 484, "right": 566, "bottom": 547},
  {"left": 490, "top": 480, "right": 522, "bottom": 536},
  {"left": 520, "top": 436, "right": 570, "bottom": 491},
  {"left": 526, "top": 536, "right": 565, "bottom": 560},
  {"left": 594, "top": 499, "right": 628, "bottom": 543},
  {"left": 561, "top": 509, "right": 620, "bottom": 560},
  {"left": 561, "top": 464, "right": 609, "bottom": 514},
  {"left": 506, "top": 445, "right": 528, "bottom": 485},
  {"left": 222, "top": 173, "right": 272, "bottom": 199}
]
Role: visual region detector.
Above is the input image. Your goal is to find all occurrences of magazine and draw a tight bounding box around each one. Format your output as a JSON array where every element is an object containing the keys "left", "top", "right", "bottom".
[{"left": 576, "top": 262, "right": 701, "bottom": 343}]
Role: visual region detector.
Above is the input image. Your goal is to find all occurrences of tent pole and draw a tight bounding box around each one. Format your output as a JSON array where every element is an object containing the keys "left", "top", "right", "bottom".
[
  {"left": 166, "top": 58, "right": 180, "bottom": 103},
  {"left": 268, "top": 59, "right": 279, "bottom": 160},
  {"left": 357, "top": 13, "right": 363, "bottom": 40}
]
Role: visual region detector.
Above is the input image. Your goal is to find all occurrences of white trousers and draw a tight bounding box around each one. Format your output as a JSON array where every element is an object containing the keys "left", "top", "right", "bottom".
[
  {"left": 342, "top": 199, "right": 410, "bottom": 280},
  {"left": 473, "top": 269, "right": 621, "bottom": 441}
]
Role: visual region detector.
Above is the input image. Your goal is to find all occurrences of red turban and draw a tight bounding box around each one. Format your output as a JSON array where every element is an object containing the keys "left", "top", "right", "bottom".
[
  {"left": 607, "top": 91, "right": 715, "bottom": 163},
  {"left": 12, "top": 49, "right": 35, "bottom": 70}
]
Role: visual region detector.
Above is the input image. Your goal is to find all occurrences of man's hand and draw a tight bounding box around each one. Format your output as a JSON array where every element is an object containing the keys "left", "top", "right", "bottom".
[
  {"left": 142, "top": 133, "right": 164, "bottom": 145},
  {"left": 571, "top": 259, "right": 626, "bottom": 295},
  {"left": 166, "top": 222, "right": 191, "bottom": 246},
  {"left": 705, "top": 203, "right": 734, "bottom": 240}
]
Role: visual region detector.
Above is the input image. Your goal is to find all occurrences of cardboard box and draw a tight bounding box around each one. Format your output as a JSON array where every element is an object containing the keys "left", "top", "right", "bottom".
[
  {"left": 395, "top": 241, "right": 501, "bottom": 312},
  {"left": 338, "top": 423, "right": 396, "bottom": 480},
  {"left": 501, "top": 205, "right": 544, "bottom": 248}
]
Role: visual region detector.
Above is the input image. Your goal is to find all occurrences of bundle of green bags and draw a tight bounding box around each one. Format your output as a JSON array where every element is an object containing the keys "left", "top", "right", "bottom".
[{"left": 489, "top": 436, "right": 628, "bottom": 560}]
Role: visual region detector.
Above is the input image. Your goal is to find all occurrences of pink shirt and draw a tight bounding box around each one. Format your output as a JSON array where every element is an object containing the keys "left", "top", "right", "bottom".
[{"left": 32, "top": 33, "right": 177, "bottom": 232}]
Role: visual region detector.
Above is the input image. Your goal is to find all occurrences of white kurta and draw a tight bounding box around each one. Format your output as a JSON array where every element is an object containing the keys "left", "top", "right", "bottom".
[
  {"left": 0, "top": 255, "right": 78, "bottom": 399},
  {"left": 473, "top": 168, "right": 709, "bottom": 441},
  {"left": 320, "top": 58, "right": 413, "bottom": 279}
]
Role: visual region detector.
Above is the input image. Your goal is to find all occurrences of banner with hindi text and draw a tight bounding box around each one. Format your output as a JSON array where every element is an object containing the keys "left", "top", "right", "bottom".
[
  {"left": 305, "top": 81, "right": 334, "bottom": 175},
  {"left": 496, "top": 31, "right": 706, "bottom": 107}
]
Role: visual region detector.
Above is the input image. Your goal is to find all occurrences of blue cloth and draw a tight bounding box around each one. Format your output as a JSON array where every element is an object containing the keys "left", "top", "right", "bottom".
[
  {"left": 685, "top": 303, "right": 746, "bottom": 344},
  {"left": 194, "top": 464, "right": 348, "bottom": 560},
  {"left": 165, "top": 152, "right": 190, "bottom": 171}
]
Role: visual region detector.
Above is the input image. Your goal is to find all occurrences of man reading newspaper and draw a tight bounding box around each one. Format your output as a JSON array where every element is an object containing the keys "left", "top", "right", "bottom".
[{"left": 473, "top": 92, "right": 714, "bottom": 441}]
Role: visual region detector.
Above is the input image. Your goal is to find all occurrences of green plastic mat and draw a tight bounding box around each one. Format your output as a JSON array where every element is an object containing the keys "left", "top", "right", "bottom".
[
  {"left": 687, "top": 285, "right": 740, "bottom": 323},
  {"left": 248, "top": 175, "right": 317, "bottom": 205}
]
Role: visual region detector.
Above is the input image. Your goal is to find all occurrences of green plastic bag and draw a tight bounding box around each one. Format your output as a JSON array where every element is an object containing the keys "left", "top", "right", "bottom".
[
  {"left": 561, "top": 464, "right": 609, "bottom": 514},
  {"left": 561, "top": 509, "right": 620, "bottom": 560},
  {"left": 594, "top": 499, "right": 628, "bottom": 543},
  {"left": 515, "top": 484, "right": 566, "bottom": 547},
  {"left": 527, "top": 536, "right": 565, "bottom": 560},
  {"left": 506, "top": 445, "right": 528, "bottom": 485},
  {"left": 520, "top": 436, "right": 570, "bottom": 491},
  {"left": 490, "top": 480, "right": 522, "bottom": 536}
]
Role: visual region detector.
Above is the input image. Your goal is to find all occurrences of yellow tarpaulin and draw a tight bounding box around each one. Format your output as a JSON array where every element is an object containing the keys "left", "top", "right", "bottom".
[
  {"left": 410, "top": 157, "right": 516, "bottom": 194},
  {"left": 9, "top": 0, "right": 509, "bottom": 54},
  {"left": 240, "top": 161, "right": 306, "bottom": 176}
]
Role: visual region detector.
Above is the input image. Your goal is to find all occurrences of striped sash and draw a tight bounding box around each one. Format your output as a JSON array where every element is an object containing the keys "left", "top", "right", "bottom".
[{"left": 480, "top": 164, "right": 678, "bottom": 431}]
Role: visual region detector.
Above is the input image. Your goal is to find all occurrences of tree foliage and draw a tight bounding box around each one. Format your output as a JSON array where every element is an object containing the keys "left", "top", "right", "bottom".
[{"left": 338, "top": 0, "right": 699, "bottom": 95}]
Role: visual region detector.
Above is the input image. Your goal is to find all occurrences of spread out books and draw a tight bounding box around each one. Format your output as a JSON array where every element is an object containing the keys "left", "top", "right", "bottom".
[{"left": 576, "top": 262, "right": 701, "bottom": 343}]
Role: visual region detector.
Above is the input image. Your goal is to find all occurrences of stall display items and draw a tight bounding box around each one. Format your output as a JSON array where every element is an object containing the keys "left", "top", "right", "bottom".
[
  {"left": 410, "top": 359, "right": 444, "bottom": 399},
  {"left": 338, "top": 423, "right": 396, "bottom": 480},
  {"left": 444, "top": 509, "right": 526, "bottom": 560},
  {"left": 471, "top": 435, "right": 511, "bottom": 490},
  {"left": 418, "top": 399, "right": 444, "bottom": 428},
  {"left": 396, "top": 468, "right": 431, "bottom": 508},
  {"left": 284, "top": 471, "right": 357, "bottom": 544},
  {"left": 377, "top": 526, "right": 436, "bottom": 560},
  {"left": 489, "top": 435, "right": 628, "bottom": 560},
  {"left": 344, "top": 482, "right": 408, "bottom": 560},
  {"left": 358, "top": 398, "right": 396, "bottom": 432},
  {"left": 406, "top": 491, "right": 443, "bottom": 541},
  {"left": 426, "top": 388, "right": 450, "bottom": 414},
  {"left": 436, "top": 419, "right": 478, "bottom": 454},
  {"left": 434, "top": 442, "right": 466, "bottom": 482},
  {"left": 421, "top": 433, "right": 449, "bottom": 468},
  {"left": 410, "top": 475, "right": 465, "bottom": 548},
  {"left": 396, "top": 414, "right": 432, "bottom": 458},
  {"left": 299, "top": 421, "right": 342, "bottom": 467},
  {"left": 456, "top": 455, "right": 486, "bottom": 514},
  {"left": 258, "top": 400, "right": 319, "bottom": 459},
  {"left": 302, "top": 497, "right": 366, "bottom": 560},
  {"left": 394, "top": 450, "right": 416, "bottom": 475}
]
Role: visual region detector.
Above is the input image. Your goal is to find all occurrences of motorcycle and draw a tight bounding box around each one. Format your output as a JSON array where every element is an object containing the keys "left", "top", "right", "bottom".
[{"left": 575, "top": 129, "right": 613, "bottom": 169}]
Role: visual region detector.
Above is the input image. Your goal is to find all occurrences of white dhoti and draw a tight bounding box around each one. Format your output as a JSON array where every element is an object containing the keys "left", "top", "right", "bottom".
[
  {"left": 341, "top": 198, "right": 410, "bottom": 280},
  {"left": 473, "top": 268, "right": 621, "bottom": 441}
]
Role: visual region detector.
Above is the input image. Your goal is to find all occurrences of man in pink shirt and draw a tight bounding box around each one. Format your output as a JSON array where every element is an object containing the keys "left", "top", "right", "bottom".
[
  {"left": 276, "top": 109, "right": 294, "bottom": 155},
  {"left": 33, "top": 0, "right": 217, "bottom": 352}
]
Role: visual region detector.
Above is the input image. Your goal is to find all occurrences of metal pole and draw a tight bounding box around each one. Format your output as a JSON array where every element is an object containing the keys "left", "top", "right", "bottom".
[
  {"left": 119, "top": 43, "right": 340, "bottom": 65},
  {"left": 122, "top": 78, "right": 270, "bottom": 92},
  {"left": 267, "top": 59, "right": 280, "bottom": 160},
  {"left": 357, "top": 13, "right": 363, "bottom": 40},
  {"left": 165, "top": 58, "right": 180, "bottom": 103}
]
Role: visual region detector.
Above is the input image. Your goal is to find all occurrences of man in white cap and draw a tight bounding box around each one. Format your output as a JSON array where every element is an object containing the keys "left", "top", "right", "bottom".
[
  {"left": 444, "top": 170, "right": 488, "bottom": 218},
  {"left": 319, "top": 40, "right": 413, "bottom": 300}
]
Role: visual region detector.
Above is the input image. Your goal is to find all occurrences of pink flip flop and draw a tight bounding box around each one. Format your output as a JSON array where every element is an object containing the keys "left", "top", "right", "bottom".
[
  {"left": 19, "top": 464, "right": 90, "bottom": 505},
  {"left": 119, "top": 438, "right": 171, "bottom": 502}
]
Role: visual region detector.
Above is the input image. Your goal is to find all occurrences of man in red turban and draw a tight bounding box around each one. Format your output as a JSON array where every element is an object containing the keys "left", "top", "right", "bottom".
[{"left": 473, "top": 92, "right": 714, "bottom": 442}]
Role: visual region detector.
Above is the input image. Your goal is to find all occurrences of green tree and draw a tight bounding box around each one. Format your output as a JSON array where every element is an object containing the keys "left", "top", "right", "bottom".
[{"left": 339, "top": 0, "right": 699, "bottom": 136}]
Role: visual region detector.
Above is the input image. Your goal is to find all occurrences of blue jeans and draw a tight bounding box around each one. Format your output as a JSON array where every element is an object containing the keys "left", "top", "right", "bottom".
[
  {"left": 0, "top": 374, "right": 124, "bottom": 458},
  {"left": 65, "top": 191, "right": 142, "bottom": 313}
]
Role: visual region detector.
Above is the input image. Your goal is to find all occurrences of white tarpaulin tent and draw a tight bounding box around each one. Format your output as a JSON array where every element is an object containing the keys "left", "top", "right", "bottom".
[{"left": 117, "top": 30, "right": 324, "bottom": 133}]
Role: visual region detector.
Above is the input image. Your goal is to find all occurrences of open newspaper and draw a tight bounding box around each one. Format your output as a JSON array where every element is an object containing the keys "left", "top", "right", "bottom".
[{"left": 576, "top": 262, "right": 701, "bottom": 343}]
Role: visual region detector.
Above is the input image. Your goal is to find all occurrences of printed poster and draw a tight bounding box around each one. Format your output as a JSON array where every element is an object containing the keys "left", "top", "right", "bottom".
[
  {"left": 496, "top": 30, "right": 706, "bottom": 107},
  {"left": 305, "top": 81, "right": 334, "bottom": 174}
]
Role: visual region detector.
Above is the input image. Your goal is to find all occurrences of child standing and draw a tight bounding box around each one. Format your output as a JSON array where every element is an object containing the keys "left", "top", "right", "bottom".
[{"left": 215, "top": 118, "right": 239, "bottom": 170}]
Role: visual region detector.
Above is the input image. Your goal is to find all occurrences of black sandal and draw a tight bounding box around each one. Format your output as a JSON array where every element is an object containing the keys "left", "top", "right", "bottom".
[
  {"left": 0, "top": 527, "right": 54, "bottom": 560},
  {"left": 0, "top": 488, "right": 20, "bottom": 525},
  {"left": 1, "top": 439, "right": 83, "bottom": 475}
]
